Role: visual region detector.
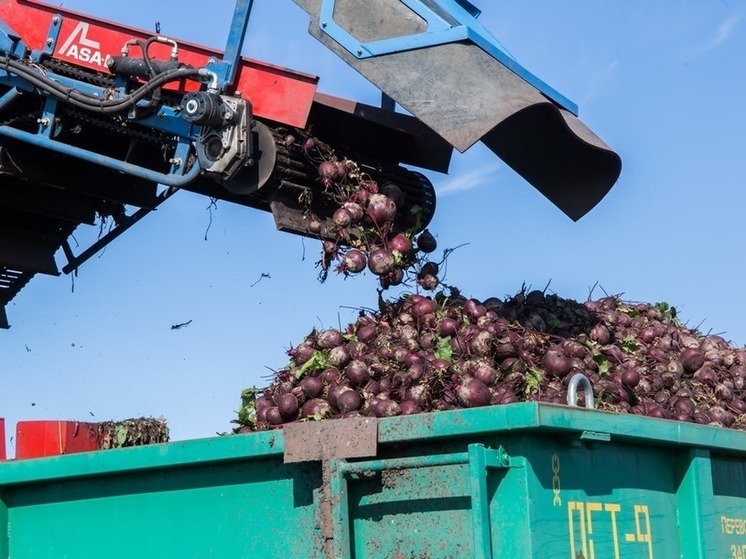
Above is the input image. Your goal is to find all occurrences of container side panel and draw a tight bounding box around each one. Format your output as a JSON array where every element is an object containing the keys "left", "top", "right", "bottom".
[
  {"left": 675, "top": 449, "right": 715, "bottom": 559},
  {"left": 525, "top": 435, "right": 682, "bottom": 558},
  {"left": 0, "top": 490, "right": 8, "bottom": 559},
  {"left": 488, "top": 454, "right": 532, "bottom": 557},
  {"left": 349, "top": 461, "right": 475, "bottom": 558},
  {"left": 5, "top": 458, "right": 324, "bottom": 558},
  {"left": 2, "top": 406, "right": 746, "bottom": 558},
  {"left": 712, "top": 455, "right": 746, "bottom": 558},
  {"left": 345, "top": 436, "right": 534, "bottom": 558}
]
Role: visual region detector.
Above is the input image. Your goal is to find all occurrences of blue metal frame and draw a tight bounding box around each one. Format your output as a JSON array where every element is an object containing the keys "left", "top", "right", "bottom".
[
  {"left": 205, "top": 0, "right": 256, "bottom": 91},
  {"left": 0, "top": 20, "right": 28, "bottom": 59},
  {"left": 39, "top": 13, "right": 62, "bottom": 59},
  {"left": 0, "top": 124, "right": 202, "bottom": 186},
  {"left": 318, "top": 0, "right": 578, "bottom": 114},
  {"left": 0, "top": 18, "right": 204, "bottom": 187},
  {"left": 0, "top": 2, "right": 257, "bottom": 188}
]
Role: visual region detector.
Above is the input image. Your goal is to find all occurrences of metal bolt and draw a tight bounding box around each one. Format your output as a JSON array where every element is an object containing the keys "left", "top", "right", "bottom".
[
  {"left": 224, "top": 111, "right": 233, "bottom": 121},
  {"left": 52, "top": 16, "right": 59, "bottom": 25},
  {"left": 356, "top": 49, "right": 363, "bottom": 56},
  {"left": 169, "top": 157, "right": 183, "bottom": 168},
  {"left": 46, "top": 38, "right": 53, "bottom": 47},
  {"left": 185, "top": 99, "right": 199, "bottom": 114},
  {"left": 37, "top": 118, "right": 50, "bottom": 127},
  {"left": 321, "top": 21, "right": 327, "bottom": 28}
]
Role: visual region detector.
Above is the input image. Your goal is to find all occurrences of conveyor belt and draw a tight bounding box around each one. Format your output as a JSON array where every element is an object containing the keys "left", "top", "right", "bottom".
[{"left": 0, "top": 57, "right": 444, "bottom": 328}]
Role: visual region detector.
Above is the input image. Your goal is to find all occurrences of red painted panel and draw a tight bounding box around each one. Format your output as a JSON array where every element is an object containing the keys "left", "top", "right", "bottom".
[
  {"left": 0, "top": 418, "right": 5, "bottom": 460},
  {"left": 16, "top": 420, "right": 100, "bottom": 459},
  {"left": 0, "top": 0, "right": 319, "bottom": 127}
]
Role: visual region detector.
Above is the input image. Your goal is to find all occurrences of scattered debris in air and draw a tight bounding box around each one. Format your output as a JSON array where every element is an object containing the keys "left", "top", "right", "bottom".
[
  {"left": 251, "top": 273, "right": 271, "bottom": 287},
  {"left": 171, "top": 320, "right": 193, "bottom": 330}
]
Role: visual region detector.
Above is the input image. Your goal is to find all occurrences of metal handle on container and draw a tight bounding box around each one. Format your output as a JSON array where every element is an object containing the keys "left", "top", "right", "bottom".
[{"left": 566, "top": 373, "right": 595, "bottom": 409}]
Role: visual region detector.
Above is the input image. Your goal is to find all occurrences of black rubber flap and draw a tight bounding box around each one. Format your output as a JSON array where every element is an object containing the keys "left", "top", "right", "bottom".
[
  {"left": 292, "top": 0, "right": 621, "bottom": 219},
  {"left": 481, "top": 103, "right": 622, "bottom": 221}
]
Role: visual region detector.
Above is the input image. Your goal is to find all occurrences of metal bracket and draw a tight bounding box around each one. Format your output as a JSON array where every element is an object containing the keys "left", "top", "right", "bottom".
[
  {"left": 41, "top": 14, "right": 62, "bottom": 57},
  {"left": 320, "top": 0, "right": 472, "bottom": 58},
  {"left": 283, "top": 416, "right": 378, "bottom": 463},
  {"left": 318, "top": 0, "right": 576, "bottom": 113},
  {"left": 0, "top": 19, "right": 28, "bottom": 59},
  {"left": 206, "top": 0, "right": 256, "bottom": 90},
  {"left": 579, "top": 430, "right": 611, "bottom": 443}
]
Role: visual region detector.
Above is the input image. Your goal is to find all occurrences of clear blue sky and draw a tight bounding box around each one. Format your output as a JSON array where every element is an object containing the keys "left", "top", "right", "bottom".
[{"left": 2, "top": 1, "right": 745, "bottom": 453}]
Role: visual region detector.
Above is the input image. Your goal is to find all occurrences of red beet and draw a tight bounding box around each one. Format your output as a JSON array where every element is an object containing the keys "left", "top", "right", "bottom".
[
  {"left": 317, "top": 329, "right": 343, "bottom": 349},
  {"left": 299, "top": 376, "right": 323, "bottom": 399},
  {"left": 380, "top": 268, "right": 404, "bottom": 288},
  {"left": 437, "top": 318, "right": 459, "bottom": 337},
  {"left": 342, "top": 249, "right": 367, "bottom": 274},
  {"left": 373, "top": 399, "right": 401, "bottom": 417},
  {"left": 368, "top": 249, "right": 395, "bottom": 275},
  {"left": 543, "top": 346, "right": 572, "bottom": 378},
  {"left": 265, "top": 407, "right": 283, "bottom": 425},
  {"left": 389, "top": 233, "right": 413, "bottom": 256},
  {"left": 275, "top": 393, "right": 299, "bottom": 421},
  {"left": 416, "top": 229, "right": 437, "bottom": 253},
  {"left": 345, "top": 360, "right": 370, "bottom": 385},
  {"left": 357, "top": 324, "right": 377, "bottom": 343},
  {"left": 412, "top": 298, "right": 437, "bottom": 318},
  {"left": 457, "top": 377, "right": 491, "bottom": 407},
  {"left": 621, "top": 369, "right": 641, "bottom": 388},
  {"left": 417, "top": 274, "right": 439, "bottom": 291},
  {"left": 301, "top": 398, "right": 332, "bottom": 418},
  {"left": 342, "top": 202, "right": 364, "bottom": 223},
  {"left": 333, "top": 208, "right": 352, "bottom": 228},
  {"left": 337, "top": 390, "right": 362, "bottom": 413},
  {"left": 380, "top": 183, "right": 405, "bottom": 209},
  {"left": 366, "top": 194, "right": 397, "bottom": 226},
  {"left": 399, "top": 400, "right": 422, "bottom": 415},
  {"left": 590, "top": 324, "right": 611, "bottom": 345},
  {"left": 681, "top": 348, "right": 705, "bottom": 373}
]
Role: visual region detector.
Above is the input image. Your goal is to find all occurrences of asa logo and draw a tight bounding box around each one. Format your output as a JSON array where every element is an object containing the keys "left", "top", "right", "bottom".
[{"left": 58, "top": 22, "right": 112, "bottom": 68}]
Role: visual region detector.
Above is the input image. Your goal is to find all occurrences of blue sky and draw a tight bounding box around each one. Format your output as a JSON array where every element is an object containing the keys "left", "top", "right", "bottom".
[{"left": 2, "top": 1, "right": 745, "bottom": 453}]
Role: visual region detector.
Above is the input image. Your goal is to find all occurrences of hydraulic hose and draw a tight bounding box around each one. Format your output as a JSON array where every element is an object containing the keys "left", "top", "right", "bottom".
[{"left": 0, "top": 56, "right": 216, "bottom": 114}]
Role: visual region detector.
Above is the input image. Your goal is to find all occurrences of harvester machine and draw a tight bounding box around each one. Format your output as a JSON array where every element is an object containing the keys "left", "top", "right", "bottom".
[{"left": 0, "top": 0, "right": 621, "bottom": 328}]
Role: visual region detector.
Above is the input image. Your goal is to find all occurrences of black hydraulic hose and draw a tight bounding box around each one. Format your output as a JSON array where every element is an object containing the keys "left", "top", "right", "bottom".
[
  {"left": 136, "top": 39, "right": 158, "bottom": 80},
  {"left": 135, "top": 39, "right": 163, "bottom": 109},
  {"left": 0, "top": 56, "right": 211, "bottom": 114}
]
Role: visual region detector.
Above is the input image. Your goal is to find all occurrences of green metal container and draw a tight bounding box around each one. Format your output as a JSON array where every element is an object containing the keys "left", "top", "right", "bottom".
[{"left": 1, "top": 402, "right": 745, "bottom": 558}]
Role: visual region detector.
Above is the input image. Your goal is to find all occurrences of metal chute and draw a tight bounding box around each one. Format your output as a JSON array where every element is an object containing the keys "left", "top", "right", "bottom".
[{"left": 292, "top": 0, "right": 622, "bottom": 220}]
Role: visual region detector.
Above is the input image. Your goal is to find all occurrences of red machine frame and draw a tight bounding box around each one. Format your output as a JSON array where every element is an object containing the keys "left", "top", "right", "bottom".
[{"left": 0, "top": 0, "right": 319, "bottom": 127}]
